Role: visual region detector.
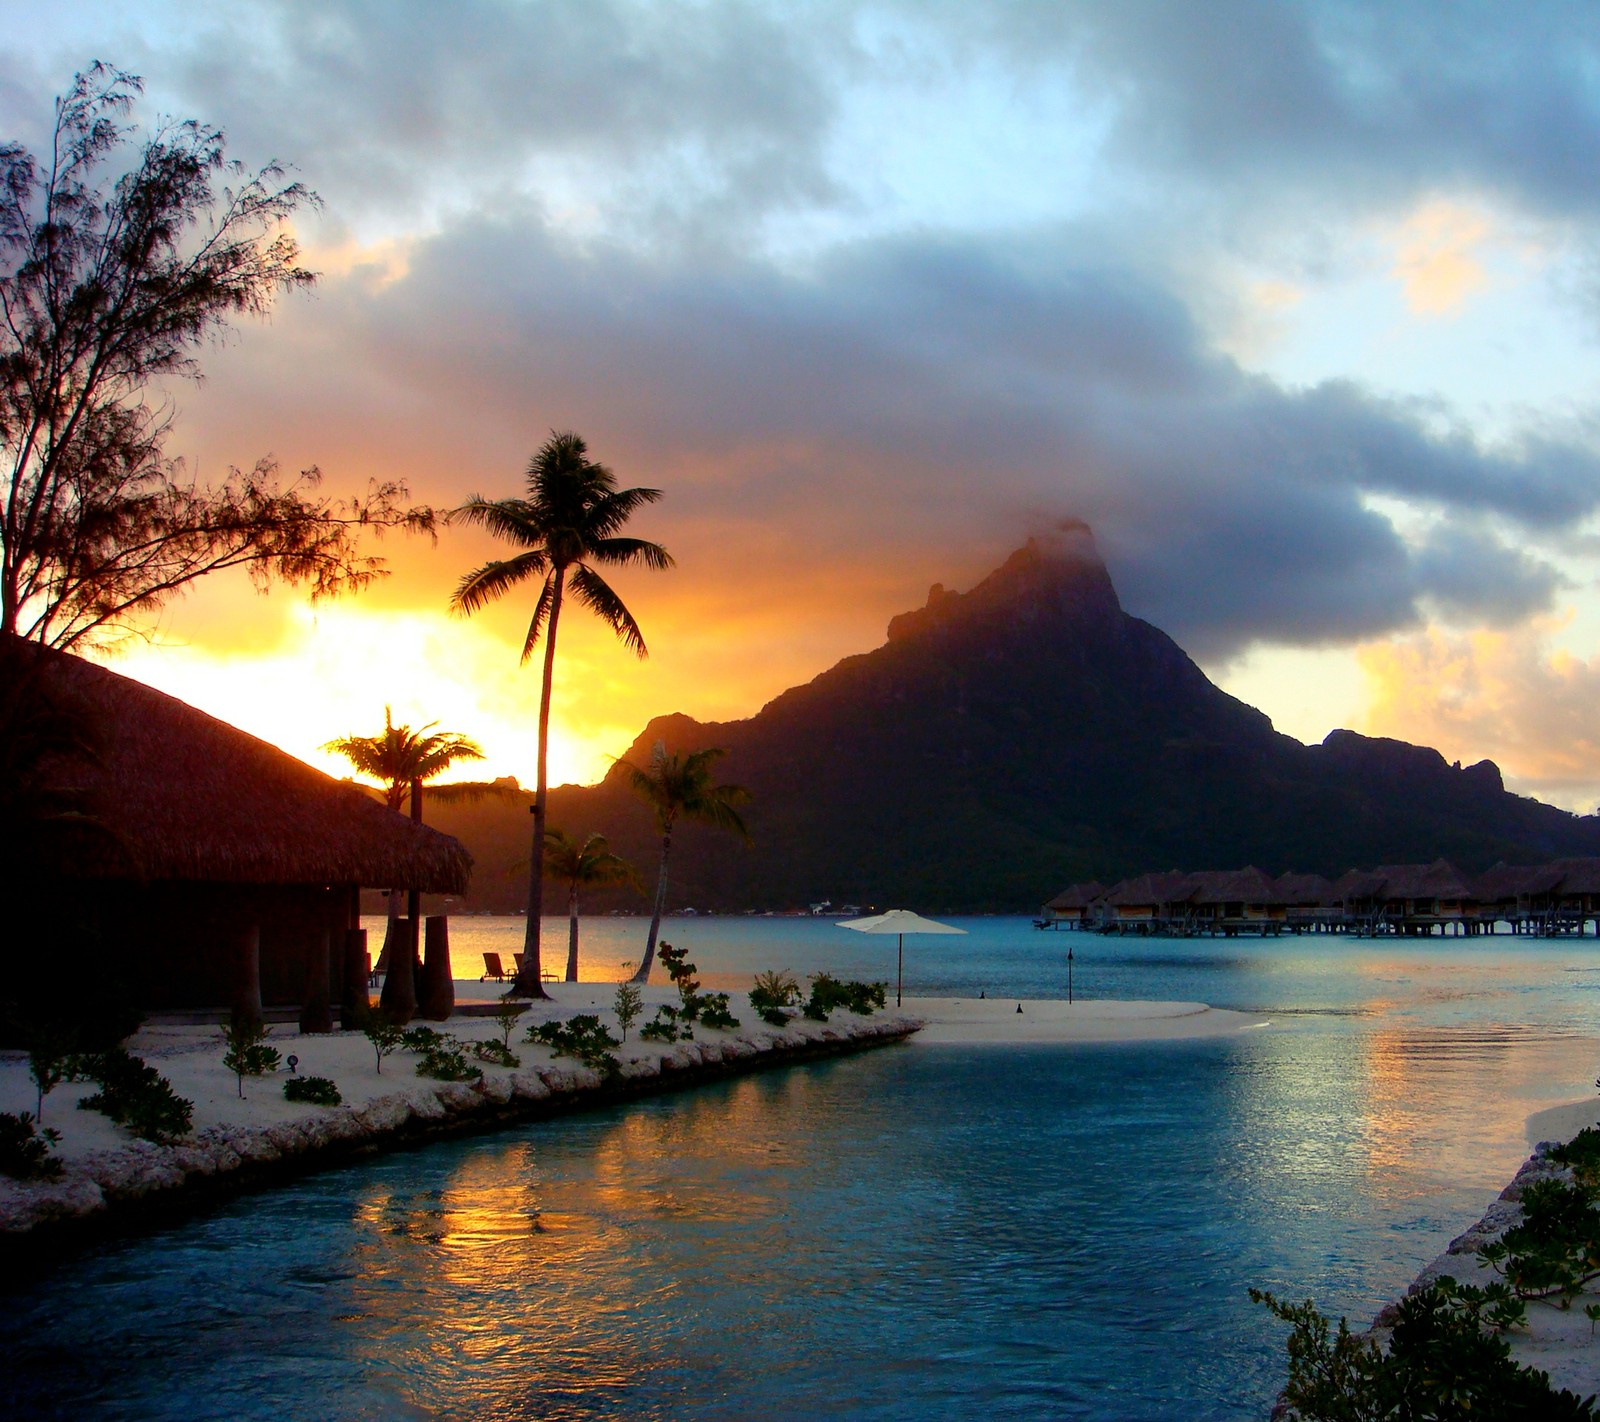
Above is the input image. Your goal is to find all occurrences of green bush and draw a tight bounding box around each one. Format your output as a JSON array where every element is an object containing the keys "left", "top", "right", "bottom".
[
  {"left": 72, "top": 1049, "right": 192, "bottom": 1143},
  {"left": 528, "top": 1014, "right": 622, "bottom": 1077},
  {"left": 403, "top": 1029, "right": 483, "bottom": 1082},
  {"left": 750, "top": 970, "right": 800, "bottom": 1025},
  {"left": 696, "top": 991, "right": 740, "bottom": 1030},
  {"left": 0, "top": 1111, "right": 62, "bottom": 1180},
  {"left": 221, "top": 1019, "right": 281, "bottom": 1098},
  {"left": 358, "top": 1012, "right": 407, "bottom": 1073},
  {"left": 640, "top": 1005, "right": 687, "bottom": 1043},
  {"left": 283, "top": 1075, "right": 341, "bottom": 1106},
  {"left": 806, "top": 973, "right": 886, "bottom": 1020},
  {"left": 613, "top": 982, "right": 643, "bottom": 1040},
  {"left": 1254, "top": 1284, "right": 1594, "bottom": 1419},
  {"left": 657, "top": 943, "right": 739, "bottom": 1029},
  {"left": 472, "top": 1039, "right": 520, "bottom": 1069}
]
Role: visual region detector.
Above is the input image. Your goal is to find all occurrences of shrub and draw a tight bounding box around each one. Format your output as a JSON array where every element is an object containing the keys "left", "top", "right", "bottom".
[
  {"left": 750, "top": 970, "right": 800, "bottom": 1025},
  {"left": 640, "top": 1005, "right": 686, "bottom": 1043},
  {"left": 614, "top": 982, "right": 643, "bottom": 1040},
  {"left": 0, "top": 1111, "right": 62, "bottom": 1180},
  {"left": 359, "top": 1013, "right": 407, "bottom": 1074},
  {"left": 1253, "top": 1284, "right": 1594, "bottom": 1419},
  {"left": 221, "top": 1019, "right": 281, "bottom": 1099},
  {"left": 806, "top": 973, "right": 886, "bottom": 1020},
  {"left": 657, "top": 943, "right": 738, "bottom": 1029},
  {"left": 405, "top": 1029, "right": 482, "bottom": 1082},
  {"left": 73, "top": 1049, "right": 192, "bottom": 1143},
  {"left": 473, "top": 1039, "right": 520, "bottom": 1069},
  {"left": 283, "top": 1076, "right": 341, "bottom": 1106},
  {"left": 492, "top": 999, "right": 527, "bottom": 1051},
  {"left": 528, "top": 1014, "right": 622, "bottom": 1077}
]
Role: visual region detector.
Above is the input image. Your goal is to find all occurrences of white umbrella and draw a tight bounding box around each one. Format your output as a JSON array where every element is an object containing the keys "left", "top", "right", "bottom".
[{"left": 838, "top": 909, "right": 967, "bottom": 1006}]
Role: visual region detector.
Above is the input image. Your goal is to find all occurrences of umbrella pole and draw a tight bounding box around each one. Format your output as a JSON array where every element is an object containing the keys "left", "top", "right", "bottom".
[{"left": 897, "top": 933, "right": 903, "bottom": 1007}]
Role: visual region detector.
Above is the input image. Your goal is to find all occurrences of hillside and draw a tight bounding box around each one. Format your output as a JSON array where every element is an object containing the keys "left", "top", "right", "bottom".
[{"left": 420, "top": 522, "right": 1600, "bottom": 913}]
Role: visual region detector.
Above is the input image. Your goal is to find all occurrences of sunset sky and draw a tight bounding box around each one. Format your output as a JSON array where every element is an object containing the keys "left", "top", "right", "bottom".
[{"left": 7, "top": 3, "right": 1600, "bottom": 810}]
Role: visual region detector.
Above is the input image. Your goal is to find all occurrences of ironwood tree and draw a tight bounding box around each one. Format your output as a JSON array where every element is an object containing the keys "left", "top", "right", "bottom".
[{"left": 0, "top": 64, "right": 431, "bottom": 650}]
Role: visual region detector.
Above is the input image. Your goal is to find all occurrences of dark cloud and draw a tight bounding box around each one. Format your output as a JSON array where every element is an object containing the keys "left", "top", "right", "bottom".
[{"left": 166, "top": 208, "right": 1600, "bottom": 661}]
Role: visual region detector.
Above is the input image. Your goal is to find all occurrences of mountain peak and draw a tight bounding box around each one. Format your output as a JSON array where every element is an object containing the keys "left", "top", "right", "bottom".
[{"left": 887, "top": 519, "right": 1121, "bottom": 643}]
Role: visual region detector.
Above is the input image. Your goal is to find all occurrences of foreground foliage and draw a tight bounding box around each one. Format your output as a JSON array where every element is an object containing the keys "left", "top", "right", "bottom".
[
  {"left": 71, "top": 1049, "right": 192, "bottom": 1142},
  {"left": 527, "top": 1014, "right": 622, "bottom": 1080},
  {"left": 1254, "top": 1285, "right": 1595, "bottom": 1420},
  {"left": 221, "top": 1019, "right": 281, "bottom": 1098},
  {"left": 0, "top": 1111, "right": 62, "bottom": 1179},
  {"left": 282, "top": 1076, "right": 341, "bottom": 1106}
]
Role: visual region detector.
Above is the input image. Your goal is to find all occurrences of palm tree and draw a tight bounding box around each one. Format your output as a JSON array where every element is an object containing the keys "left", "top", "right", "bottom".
[
  {"left": 543, "top": 829, "right": 640, "bottom": 982},
  {"left": 323, "top": 708, "right": 485, "bottom": 1019},
  {"left": 622, "top": 743, "right": 750, "bottom": 984},
  {"left": 450, "top": 431, "right": 672, "bottom": 998}
]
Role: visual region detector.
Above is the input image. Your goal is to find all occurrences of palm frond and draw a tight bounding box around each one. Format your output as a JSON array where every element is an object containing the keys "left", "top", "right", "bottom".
[
  {"left": 569, "top": 564, "right": 647, "bottom": 657},
  {"left": 588, "top": 535, "right": 674, "bottom": 572},
  {"left": 451, "top": 550, "right": 549, "bottom": 615},
  {"left": 521, "top": 574, "right": 556, "bottom": 663},
  {"left": 449, "top": 495, "right": 543, "bottom": 547}
]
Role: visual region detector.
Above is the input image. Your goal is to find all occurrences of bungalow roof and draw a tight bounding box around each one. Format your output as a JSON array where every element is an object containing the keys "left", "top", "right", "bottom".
[
  {"left": 1045, "top": 881, "right": 1106, "bottom": 910},
  {"left": 1189, "top": 866, "right": 1287, "bottom": 906},
  {"left": 4, "top": 637, "right": 471, "bottom": 892}
]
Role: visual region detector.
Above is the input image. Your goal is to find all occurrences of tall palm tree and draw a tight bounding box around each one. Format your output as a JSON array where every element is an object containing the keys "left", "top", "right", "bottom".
[
  {"left": 450, "top": 431, "right": 672, "bottom": 998},
  {"left": 543, "top": 829, "right": 640, "bottom": 982},
  {"left": 622, "top": 743, "right": 749, "bottom": 984},
  {"left": 323, "top": 708, "right": 485, "bottom": 1018}
]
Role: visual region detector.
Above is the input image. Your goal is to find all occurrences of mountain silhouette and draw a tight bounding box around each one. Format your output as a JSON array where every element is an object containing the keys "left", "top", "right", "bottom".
[{"left": 432, "top": 522, "right": 1600, "bottom": 912}]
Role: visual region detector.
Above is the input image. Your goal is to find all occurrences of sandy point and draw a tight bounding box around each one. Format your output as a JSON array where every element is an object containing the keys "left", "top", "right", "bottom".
[{"left": 900, "top": 996, "right": 1270, "bottom": 1044}]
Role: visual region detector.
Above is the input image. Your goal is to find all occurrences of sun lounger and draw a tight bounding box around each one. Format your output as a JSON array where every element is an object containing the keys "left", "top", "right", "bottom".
[{"left": 481, "top": 952, "right": 508, "bottom": 982}]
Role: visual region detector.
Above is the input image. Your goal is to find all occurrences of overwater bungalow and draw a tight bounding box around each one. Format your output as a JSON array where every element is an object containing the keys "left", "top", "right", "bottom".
[
  {"left": 1368, "top": 859, "right": 1482, "bottom": 935},
  {"left": 1040, "top": 881, "right": 1107, "bottom": 930},
  {"left": 1276, "top": 872, "right": 1335, "bottom": 932},
  {"left": 1187, "top": 867, "right": 1287, "bottom": 936},
  {"left": 5, "top": 639, "right": 471, "bottom": 1028},
  {"left": 1101, "top": 871, "right": 1200, "bottom": 934},
  {"left": 1473, "top": 861, "right": 1565, "bottom": 934}
]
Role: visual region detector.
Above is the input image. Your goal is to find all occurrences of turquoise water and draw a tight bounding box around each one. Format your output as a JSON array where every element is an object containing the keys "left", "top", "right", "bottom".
[{"left": 7, "top": 920, "right": 1600, "bottom": 1419}]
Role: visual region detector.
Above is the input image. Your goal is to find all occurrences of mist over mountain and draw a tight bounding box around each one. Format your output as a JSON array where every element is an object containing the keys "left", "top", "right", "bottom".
[{"left": 426, "top": 523, "right": 1600, "bottom": 913}]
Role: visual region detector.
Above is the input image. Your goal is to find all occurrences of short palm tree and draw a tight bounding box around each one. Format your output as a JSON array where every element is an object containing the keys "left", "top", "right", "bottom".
[
  {"left": 622, "top": 743, "right": 749, "bottom": 983},
  {"left": 543, "top": 829, "right": 640, "bottom": 981},
  {"left": 323, "top": 708, "right": 485, "bottom": 1018},
  {"left": 450, "top": 431, "right": 671, "bottom": 998}
]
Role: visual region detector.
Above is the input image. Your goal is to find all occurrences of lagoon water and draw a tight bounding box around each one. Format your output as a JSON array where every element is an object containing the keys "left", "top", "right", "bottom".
[{"left": 7, "top": 917, "right": 1600, "bottom": 1419}]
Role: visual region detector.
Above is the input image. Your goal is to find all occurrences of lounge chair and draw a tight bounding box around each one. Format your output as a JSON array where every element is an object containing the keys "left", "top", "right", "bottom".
[
  {"left": 481, "top": 952, "right": 508, "bottom": 982},
  {"left": 514, "top": 952, "right": 525, "bottom": 975}
]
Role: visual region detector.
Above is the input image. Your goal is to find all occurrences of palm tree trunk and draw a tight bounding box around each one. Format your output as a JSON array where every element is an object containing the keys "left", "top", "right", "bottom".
[
  {"left": 565, "top": 882, "right": 580, "bottom": 982},
  {"left": 514, "top": 573, "right": 563, "bottom": 998},
  {"left": 630, "top": 828, "right": 673, "bottom": 984}
]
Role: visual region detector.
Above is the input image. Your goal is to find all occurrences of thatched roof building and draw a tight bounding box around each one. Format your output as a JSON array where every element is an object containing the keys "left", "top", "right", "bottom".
[
  {"left": 4, "top": 638, "right": 468, "bottom": 892},
  {"left": 2, "top": 637, "right": 471, "bottom": 1025}
]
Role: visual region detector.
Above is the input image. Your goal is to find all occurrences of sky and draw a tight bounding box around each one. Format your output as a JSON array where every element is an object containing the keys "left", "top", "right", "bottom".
[{"left": 6, "top": 1, "right": 1600, "bottom": 811}]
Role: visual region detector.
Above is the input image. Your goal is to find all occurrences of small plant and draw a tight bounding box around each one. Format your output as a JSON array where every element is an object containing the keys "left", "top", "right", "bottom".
[
  {"left": 492, "top": 999, "right": 526, "bottom": 1051},
  {"left": 805, "top": 973, "right": 887, "bottom": 1020},
  {"left": 750, "top": 969, "right": 800, "bottom": 1026},
  {"left": 407, "top": 1030, "right": 483, "bottom": 1082},
  {"left": 657, "top": 942, "right": 738, "bottom": 1029},
  {"left": 283, "top": 1076, "right": 342, "bottom": 1106},
  {"left": 0, "top": 1111, "right": 63, "bottom": 1180},
  {"left": 73, "top": 1049, "right": 192, "bottom": 1143},
  {"left": 472, "top": 1039, "right": 520, "bottom": 1068},
  {"left": 640, "top": 1004, "right": 687, "bottom": 1043},
  {"left": 529, "top": 1014, "right": 622, "bottom": 1078},
  {"left": 221, "top": 1019, "right": 282, "bottom": 1099},
  {"left": 360, "top": 1014, "right": 408, "bottom": 1074},
  {"left": 26, "top": 1020, "right": 79, "bottom": 1124},
  {"left": 696, "top": 991, "right": 739, "bottom": 1031},
  {"left": 614, "top": 981, "right": 643, "bottom": 1040},
  {"left": 1478, "top": 1177, "right": 1600, "bottom": 1304}
]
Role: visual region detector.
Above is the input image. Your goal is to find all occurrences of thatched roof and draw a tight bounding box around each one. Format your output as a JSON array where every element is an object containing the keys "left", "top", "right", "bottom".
[
  {"left": 3, "top": 638, "right": 471, "bottom": 892},
  {"left": 1045, "top": 881, "right": 1106, "bottom": 910},
  {"left": 1188, "top": 866, "right": 1286, "bottom": 906},
  {"left": 1104, "top": 871, "right": 1198, "bottom": 908},
  {"left": 1276, "top": 872, "right": 1334, "bottom": 906},
  {"left": 1549, "top": 858, "right": 1600, "bottom": 895},
  {"left": 1474, "top": 861, "right": 1565, "bottom": 902},
  {"left": 1372, "top": 859, "right": 1478, "bottom": 901}
]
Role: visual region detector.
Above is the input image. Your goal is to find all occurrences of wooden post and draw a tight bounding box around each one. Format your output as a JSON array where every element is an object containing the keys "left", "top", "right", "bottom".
[
  {"left": 379, "top": 917, "right": 417, "bottom": 1023},
  {"left": 300, "top": 927, "right": 333, "bottom": 1033},
  {"left": 419, "top": 915, "right": 455, "bottom": 1021},
  {"left": 341, "top": 927, "right": 369, "bottom": 1028},
  {"left": 232, "top": 919, "right": 263, "bottom": 1030}
]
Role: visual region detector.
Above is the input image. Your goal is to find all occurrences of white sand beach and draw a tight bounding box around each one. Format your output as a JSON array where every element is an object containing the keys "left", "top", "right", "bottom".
[
  {"left": 903, "top": 995, "right": 1269, "bottom": 1043},
  {"left": 0, "top": 987, "right": 1270, "bottom": 1171}
]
